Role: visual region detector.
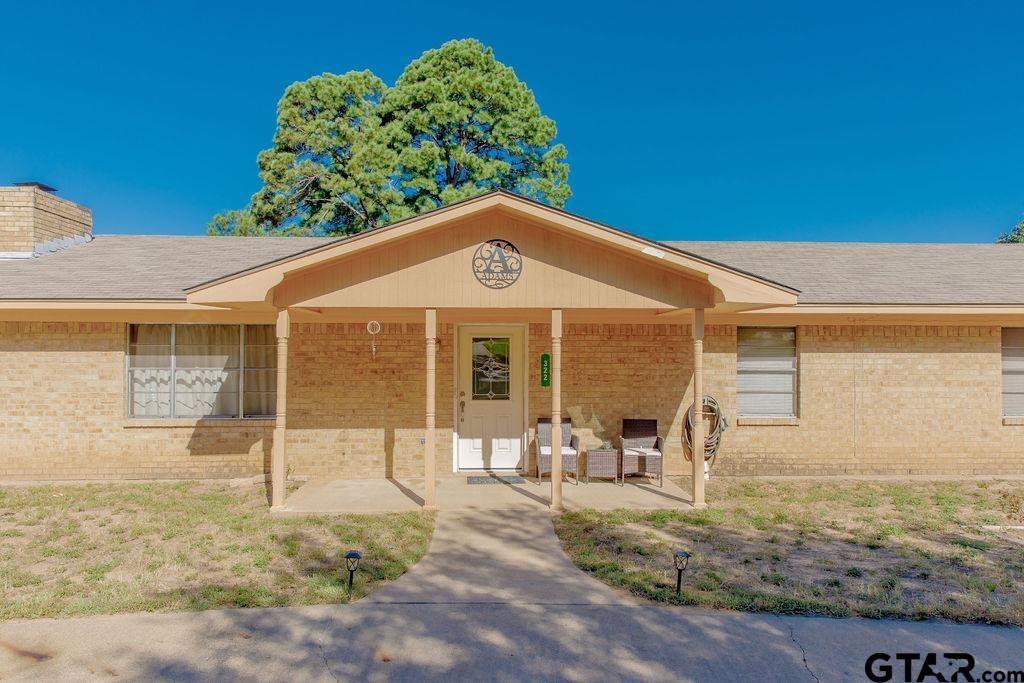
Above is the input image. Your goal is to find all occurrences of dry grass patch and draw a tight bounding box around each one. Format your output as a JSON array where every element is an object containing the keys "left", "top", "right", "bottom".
[
  {"left": 555, "top": 479, "right": 1024, "bottom": 625},
  {"left": 0, "top": 481, "right": 433, "bottom": 620}
]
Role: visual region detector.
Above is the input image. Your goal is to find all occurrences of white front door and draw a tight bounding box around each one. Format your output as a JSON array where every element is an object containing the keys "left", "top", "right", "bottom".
[{"left": 457, "top": 326, "right": 524, "bottom": 470}]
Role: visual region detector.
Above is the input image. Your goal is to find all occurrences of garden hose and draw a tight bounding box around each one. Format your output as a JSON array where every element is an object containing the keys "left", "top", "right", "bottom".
[{"left": 683, "top": 395, "right": 728, "bottom": 469}]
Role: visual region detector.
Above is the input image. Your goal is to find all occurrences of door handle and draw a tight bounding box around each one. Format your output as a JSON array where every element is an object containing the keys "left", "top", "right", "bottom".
[{"left": 459, "top": 400, "right": 465, "bottom": 422}]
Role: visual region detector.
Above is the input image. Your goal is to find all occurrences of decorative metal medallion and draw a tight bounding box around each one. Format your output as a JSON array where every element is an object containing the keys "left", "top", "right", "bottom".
[{"left": 472, "top": 239, "right": 522, "bottom": 289}]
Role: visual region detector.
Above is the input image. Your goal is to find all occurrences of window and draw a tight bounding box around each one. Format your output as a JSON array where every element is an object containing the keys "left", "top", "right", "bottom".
[
  {"left": 1003, "top": 328, "right": 1024, "bottom": 417},
  {"left": 127, "top": 324, "right": 276, "bottom": 419},
  {"left": 737, "top": 327, "right": 797, "bottom": 417},
  {"left": 471, "top": 337, "right": 511, "bottom": 400}
]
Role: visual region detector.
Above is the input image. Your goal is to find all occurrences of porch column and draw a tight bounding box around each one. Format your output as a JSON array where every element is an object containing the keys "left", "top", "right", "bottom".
[
  {"left": 550, "top": 309, "right": 563, "bottom": 511},
  {"left": 691, "top": 307, "right": 707, "bottom": 508},
  {"left": 424, "top": 308, "right": 437, "bottom": 511},
  {"left": 271, "top": 309, "right": 290, "bottom": 509}
]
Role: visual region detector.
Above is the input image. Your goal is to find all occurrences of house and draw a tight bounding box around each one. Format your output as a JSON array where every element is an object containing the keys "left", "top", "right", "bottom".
[{"left": 1, "top": 183, "right": 1023, "bottom": 509}]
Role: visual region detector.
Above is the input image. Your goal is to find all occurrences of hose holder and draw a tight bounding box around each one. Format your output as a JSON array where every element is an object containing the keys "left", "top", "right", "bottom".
[{"left": 683, "top": 395, "right": 728, "bottom": 468}]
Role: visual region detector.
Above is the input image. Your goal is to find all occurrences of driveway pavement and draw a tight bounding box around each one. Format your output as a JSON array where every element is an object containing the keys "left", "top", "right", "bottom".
[{"left": 2, "top": 509, "right": 1022, "bottom": 682}]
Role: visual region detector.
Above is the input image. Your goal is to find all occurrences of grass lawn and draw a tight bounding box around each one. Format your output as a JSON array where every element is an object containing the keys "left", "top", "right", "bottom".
[
  {"left": 0, "top": 481, "right": 433, "bottom": 620},
  {"left": 555, "top": 479, "right": 1024, "bottom": 625}
]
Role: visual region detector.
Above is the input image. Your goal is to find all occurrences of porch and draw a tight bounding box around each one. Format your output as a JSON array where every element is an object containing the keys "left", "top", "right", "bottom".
[
  {"left": 182, "top": 192, "right": 798, "bottom": 511},
  {"left": 275, "top": 475, "right": 695, "bottom": 515}
]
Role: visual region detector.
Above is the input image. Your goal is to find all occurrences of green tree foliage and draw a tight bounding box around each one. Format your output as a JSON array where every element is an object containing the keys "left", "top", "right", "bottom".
[
  {"left": 998, "top": 219, "right": 1024, "bottom": 243},
  {"left": 211, "top": 40, "right": 569, "bottom": 236}
]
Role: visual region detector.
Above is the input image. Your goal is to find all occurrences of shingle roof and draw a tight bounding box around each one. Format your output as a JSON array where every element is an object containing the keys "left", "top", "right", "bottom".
[
  {"left": 0, "top": 235, "right": 336, "bottom": 300},
  {"left": 1, "top": 233, "right": 1022, "bottom": 305},
  {"left": 667, "top": 241, "right": 1024, "bottom": 305}
]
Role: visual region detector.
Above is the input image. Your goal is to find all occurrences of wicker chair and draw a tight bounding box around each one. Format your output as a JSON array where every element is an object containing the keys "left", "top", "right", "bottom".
[
  {"left": 620, "top": 418, "right": 664, "bottom": 487},
  {"left": 536, "top": 417, "right": 579, "bottom": 484}
]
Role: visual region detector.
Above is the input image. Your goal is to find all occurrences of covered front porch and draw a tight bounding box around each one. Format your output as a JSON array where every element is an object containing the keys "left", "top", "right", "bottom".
[
  {"left": 183, "top": 192, "right": 798, "bottom": 510},
  {"left": 276, "top": 474, "right": 695, "bottom": 515}
]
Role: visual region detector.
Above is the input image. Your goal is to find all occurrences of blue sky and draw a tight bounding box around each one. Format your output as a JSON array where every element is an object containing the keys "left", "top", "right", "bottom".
[{"left": 1, "top": 1, "right": 1021, "bottom": 242}]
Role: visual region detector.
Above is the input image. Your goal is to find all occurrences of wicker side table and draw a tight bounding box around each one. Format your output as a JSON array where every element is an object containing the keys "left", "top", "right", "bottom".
[{"left": 586, "top": 447, "right": 619, "bottom": 484}]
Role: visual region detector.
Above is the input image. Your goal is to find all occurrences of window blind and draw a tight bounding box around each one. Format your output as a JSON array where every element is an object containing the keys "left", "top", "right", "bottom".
[
  {"left": 1003, "top": 328, "right": 1024, "bottom": 417},
  {"left": 737, "top": 327, "right": 797, "bottom": 417}
]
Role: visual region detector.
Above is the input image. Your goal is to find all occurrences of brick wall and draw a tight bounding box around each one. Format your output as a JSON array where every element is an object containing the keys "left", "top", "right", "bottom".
[
  {"left": 528, "top": 323, "right": 696, "bottom": 477},
  {"left": 285, "top": 322, "right": 455, "bottom": 479},
  {"left": 1, "top": 321, "right": 1022, "bottom": 481},
  {"left": 706, "top": 325, "right": 1024, "bottom": 476},
  {"left": 0, "top": 322, "right": 270, "bottom": 480},
  {"left": 0, "top": 186, "right": 92, "bottom": 253}
]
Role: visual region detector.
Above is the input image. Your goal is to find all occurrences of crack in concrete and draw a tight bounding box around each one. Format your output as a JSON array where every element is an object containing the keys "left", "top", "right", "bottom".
[
  {"left": 788, "top": 625, "right": 820, "bottom": 683},
  {"left": 316, "top": 611, "right": 341, "bottom": 682}
]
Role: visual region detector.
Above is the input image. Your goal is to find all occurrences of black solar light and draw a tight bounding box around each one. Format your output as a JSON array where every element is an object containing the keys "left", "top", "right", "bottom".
[
  {"left": 673, "top": 549, "right": 691, "bottom": 595},
  {"left": 344, "top": 550, "right": 362, "bottom": 599}
]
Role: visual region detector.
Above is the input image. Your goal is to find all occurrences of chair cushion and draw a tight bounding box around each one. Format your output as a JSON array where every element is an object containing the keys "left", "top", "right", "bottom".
[
  {"left": 623, "top": 447, "right": 662, "bottom": 457},
  {"left": 539, "top": 446, "right": 578, "bottom": 456}
]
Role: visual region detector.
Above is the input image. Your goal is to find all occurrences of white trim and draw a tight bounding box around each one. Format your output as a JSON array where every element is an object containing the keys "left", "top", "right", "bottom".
[
  {"left": 452, "top": 323, "right": 528, "bottom": 473},
  {"left": 0, "top": 251, "right": 34, "bottom": 259},
  {"left": 451, "top": 327, "right": 459, "bottom": 473}
]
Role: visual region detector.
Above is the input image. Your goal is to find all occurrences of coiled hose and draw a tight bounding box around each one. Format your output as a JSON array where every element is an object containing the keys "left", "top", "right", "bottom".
[{"left": 683, "top": 395, "right": 728, "bottom": 469}]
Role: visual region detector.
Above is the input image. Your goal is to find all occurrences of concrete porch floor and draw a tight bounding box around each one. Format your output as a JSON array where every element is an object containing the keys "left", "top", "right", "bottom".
[{"left": 277, "top": 474, "right": 694, "bottom": 514}]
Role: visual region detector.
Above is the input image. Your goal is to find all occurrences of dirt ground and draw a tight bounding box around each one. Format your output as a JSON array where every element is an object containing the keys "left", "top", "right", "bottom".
[
  {"left": 555, "top": 478, "right": 1024, "bottom": 625},
  {"left": 0, "top": 481, "right": 433, "bottom": 620}
]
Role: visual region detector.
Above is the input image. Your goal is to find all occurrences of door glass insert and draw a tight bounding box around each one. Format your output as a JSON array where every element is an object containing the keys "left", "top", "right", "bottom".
[{"left": 472, "top": 337, "right": 511, "bottom": 400}]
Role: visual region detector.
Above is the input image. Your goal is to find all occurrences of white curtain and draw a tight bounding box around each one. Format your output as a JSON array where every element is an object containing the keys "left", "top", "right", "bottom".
[
  {"left": 128, "top": 324, "right": 275, "bottom": 419},
  {"left": 243, "top": 325, "right": 276, "bottom": 417},
  {"left": 174, "top": 325, "right": 240, "bottom": 418},
  {"left": 129, "top": 324, "right": 173, "bottom": 417}
]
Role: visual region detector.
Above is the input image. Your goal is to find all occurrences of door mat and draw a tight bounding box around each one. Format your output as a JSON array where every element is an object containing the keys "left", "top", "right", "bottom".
[{"left": 467, "top": 475, "right": 527, "bottom": 485}]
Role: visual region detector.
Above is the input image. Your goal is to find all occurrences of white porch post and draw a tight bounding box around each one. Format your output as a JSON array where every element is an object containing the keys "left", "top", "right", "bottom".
[
  {"left": 691, "top": 307, "right": 706, "bottom": 508},
  {"left": 271, "top": 309, "right": 290, "bottom": 509},
  {"left": 550, "top": 309, "right": 564, "bottom": 511},
  {"left": 424, "top": 308, "right": 437, "bottom": 511}
]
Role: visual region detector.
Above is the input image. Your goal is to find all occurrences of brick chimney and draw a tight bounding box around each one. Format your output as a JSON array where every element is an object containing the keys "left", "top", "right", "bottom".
[{"left": 0, "top": 183, "right": 93, "bottom": 258}]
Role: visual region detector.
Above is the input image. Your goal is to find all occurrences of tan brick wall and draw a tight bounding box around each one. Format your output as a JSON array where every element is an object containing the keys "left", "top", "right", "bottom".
[
  {"left": 528, "top": 323, "right": 696, "bottom": 477},
  {"left": 706, "top": 324, "right": 1024, "bottom": 476},
  {"left": 0, "top": 186, "right": 92, "bottom": 253},
  {"left": 2, "top": 321, "right": 1022, "bottom": 481},
  {"left": 286, "top": 322, "right": 454, "bottom": 479},
  {"left": 0, "top": 322, "right": 270, "bottom": 480}
]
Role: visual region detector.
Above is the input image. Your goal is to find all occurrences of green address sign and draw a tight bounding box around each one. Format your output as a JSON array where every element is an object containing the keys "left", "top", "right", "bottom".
[{"left": 540, "top": 353, "right": 551, "bottom": 387}]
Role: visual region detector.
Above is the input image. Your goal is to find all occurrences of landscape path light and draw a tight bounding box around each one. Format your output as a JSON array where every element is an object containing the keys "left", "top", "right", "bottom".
[
  {"left": 673, "top": 549, "right": 691, "bottom": 596},
  {"left": 344, "top": 550, "right": 362, "bottom": 600}
]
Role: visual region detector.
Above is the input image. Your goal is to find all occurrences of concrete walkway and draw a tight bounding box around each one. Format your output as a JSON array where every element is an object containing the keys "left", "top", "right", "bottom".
[{"left": 2, "top": 510, "right": 1022, "bottom": 682}]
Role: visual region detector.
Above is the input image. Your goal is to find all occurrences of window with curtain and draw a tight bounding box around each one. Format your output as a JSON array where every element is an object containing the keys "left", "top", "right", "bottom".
[
  {"left": 737, "top": 327, "right": 797, "bottom": 417},
  {"left": 127, "top": 324, "right": 276, "bottom": 419},
  {"left": 1003, "top": 328, "right": 1024, "bottom": 417}
]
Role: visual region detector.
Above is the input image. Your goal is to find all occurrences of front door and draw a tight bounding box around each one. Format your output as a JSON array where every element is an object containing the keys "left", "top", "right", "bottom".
[{"left": 457, "top": 326, "right": 525, "bottom": 470}]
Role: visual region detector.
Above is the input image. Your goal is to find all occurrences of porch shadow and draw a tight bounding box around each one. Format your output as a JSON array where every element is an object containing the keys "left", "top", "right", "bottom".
[
  {"left": 386, "top": 477, "right": 424, "bottom": 506},
  {"left": 277, "top": 476, "right": 692, "bottom": 514}
]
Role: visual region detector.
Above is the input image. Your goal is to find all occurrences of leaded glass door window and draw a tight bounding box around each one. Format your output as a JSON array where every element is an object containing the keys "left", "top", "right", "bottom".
[{"left": 471, "top": 337, "right": 511, "bottom": 400}]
